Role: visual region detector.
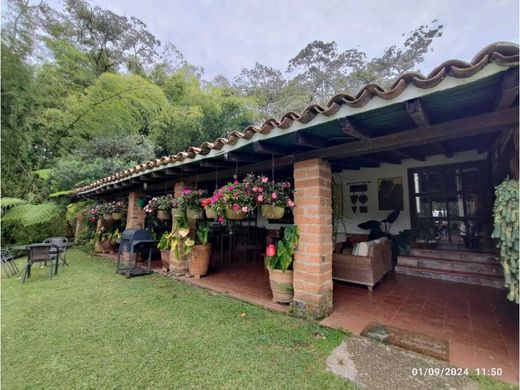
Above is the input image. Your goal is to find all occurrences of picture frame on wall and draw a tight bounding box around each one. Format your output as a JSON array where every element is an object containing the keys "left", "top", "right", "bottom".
[{"left": 378, "top": 177, "right": 404, "bottom": 210}]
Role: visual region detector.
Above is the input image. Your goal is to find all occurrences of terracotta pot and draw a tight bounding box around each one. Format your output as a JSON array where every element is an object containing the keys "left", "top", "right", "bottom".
[
  {"left": 103, "top": 213, "right": 113, "bottom": 221},
  {"left": 225, "top": 207, "right": 245, "bottom": 220},
  {"left": 186, "top": 208, "right": 203, "bottom": 220},
  {"left": 172, "top": 208, "right": 184, "bottom": 219},
  {"left": 267, "top": 266, "right": 294, "bottom": 303},
  {"left": 157, "top": 210, "right": 172, "bottom": 221},
  {"left": 189, "top": 244, "right": 212, "bottom": 277},
  {"left": 204, "top": 205, "right": 217, "bottom": 219},
  {"left": 170, "top": 249, "right": 188, "bottom": 276},
  {"left": 160, "top": 250, "right": 170, "bottom": 272},
  {"left": 261, "top": 205, "right": 285, "bottom": 219},
  {"left": 100, "top": 240, "right": 114, "bottom": 253},
  {"left": 111, "top": 212, "right": 123, "bottom": 220}
]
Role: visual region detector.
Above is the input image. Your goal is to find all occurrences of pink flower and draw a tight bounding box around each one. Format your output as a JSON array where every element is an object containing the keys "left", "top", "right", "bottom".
[
  {"left": 228, "top": 185, "right": 234, "bottom": 191},
  {"left": 252, "top": 186, "right": 258, "bottom": 192},
  {"left": 266, "top": 244, "right": 276, "bottom": 257},
  {"left": 233, "top": 180, "right": 239, "bottom": 184},
  {"left": 258, "top": 187, "right": 264, "bottom": 193},
  {"left": 218, "top": 216, "right": 225, "bottom": 224},
  {"left": 262, "top": 177, "right": 269, "bottom": 183},
  {"left": 232, "top": 203, "right": 240, "bottom": 211},
  {"left": 241, "top": 206, "right": 249, "bottom": 213},
  {"left": 257, "top": 194, "right": 264, "bottom": 203},
  {"left": 288, "top": 199, "right": 295, "bottom": 208},
  {"left": 271, "top": 192, "right": 278, "bottom": 200}
]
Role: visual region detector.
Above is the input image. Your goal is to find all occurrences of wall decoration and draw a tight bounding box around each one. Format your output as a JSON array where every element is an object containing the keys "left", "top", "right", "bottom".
[
  {"left": 346, "top": 182, "right": 370, "bottom": 215},
  {"left": 378, "top": 177, "right": 404, "bottom": 210}
]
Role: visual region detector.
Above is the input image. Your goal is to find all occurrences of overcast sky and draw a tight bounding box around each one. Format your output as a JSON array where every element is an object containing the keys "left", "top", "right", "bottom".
[{"left": 44, "top": 0, "right": 519, "bottom": 82}]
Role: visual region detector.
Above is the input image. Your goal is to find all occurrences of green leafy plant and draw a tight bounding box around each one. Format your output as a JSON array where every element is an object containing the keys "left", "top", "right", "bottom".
[
  {"left": 265, "top": 225, "right": 299, "bottom": 272},
  {"left": 164, "top": 218, "right": 195, "bottom": 259},
  {"left": 491, "top": 178, "right": 519, "bottom": 303},
  {"left": 2, "top": 201, "right": 64, "bottom": 227},
  {"left": 196, "top": 223, "right": 210, "bottom": 245},
  {"left": 177, "top": 189, "right": 207, "bottom": 211}
]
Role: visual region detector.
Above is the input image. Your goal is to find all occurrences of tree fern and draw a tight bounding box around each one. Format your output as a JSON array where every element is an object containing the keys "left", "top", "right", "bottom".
[
  {"left": 2, "top": 203, "right": 64, "bottom": 227},
  {"left": 0, "top": 197, "right": 29, "bottom": 209}
]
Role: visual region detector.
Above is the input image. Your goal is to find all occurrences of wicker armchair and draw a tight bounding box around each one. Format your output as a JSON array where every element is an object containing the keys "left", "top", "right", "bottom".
[{"left": 332, "top": 238, "right": 392, "bottom": 291}]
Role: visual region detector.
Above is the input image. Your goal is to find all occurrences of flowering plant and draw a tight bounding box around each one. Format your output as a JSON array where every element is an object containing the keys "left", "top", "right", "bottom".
[
  {"left": 212, "top": 176, "right": 256, "bottom": 222},
  {"left": 85, "top": 206, "right": 99, "bottom": 223},
  {"left": 252, "top": 175, "right": 294, "bottom": 209},
  {"left": 109, "top": 200, "right": 126, "bottom": 214},
  {"left": 96, "top": 203, "right": 113, "bottom": 214},
  {"left": 177, "top": 188, "right": 207, "bottom": 211},
  {"left": 265, "top": 225, "right": 299, "bottom": 272},
  {"left": 144, "top": 194, "right": 177, "bottom": 214}
]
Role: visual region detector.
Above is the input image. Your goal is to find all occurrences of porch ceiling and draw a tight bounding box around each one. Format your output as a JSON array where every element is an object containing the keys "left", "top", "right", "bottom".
[{"left": 74, "top": 43, "right": 519, "bottom": 198}]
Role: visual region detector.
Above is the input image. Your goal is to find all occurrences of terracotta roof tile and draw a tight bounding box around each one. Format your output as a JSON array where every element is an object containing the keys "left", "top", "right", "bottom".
[{"left": 74, "top": 42, "right": 519, "bottom": 195}]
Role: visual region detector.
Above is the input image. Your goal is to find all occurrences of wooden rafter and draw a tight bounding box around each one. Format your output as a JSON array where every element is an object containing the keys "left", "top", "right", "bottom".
[
  {"left": 495, "top": 67, "right": 519, "bottom": 111},
  {"left": 252, "top": 141, "right": 289, "bottom": 156},
  {"left": 224, "top": 152, "right": 264, "bottom": 163},
  {"left": 406, "top": 98, "right": 452, "bottom": 158},
  {"left": 290, "top": 132, "right": 332, "bottom": 148},
  {"left": 393, "top": 149, "right": 426, "bottom": 162},
  {"left": 338, "top": 117, "right": 369, "bottom": 139}
]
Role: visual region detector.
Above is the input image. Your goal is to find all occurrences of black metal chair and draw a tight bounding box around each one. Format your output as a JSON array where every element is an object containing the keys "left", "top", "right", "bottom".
[
  {"left": 1, "top": 248, "right": 19, "bottom": 278},
  {"left": 43, "top": 237, "right": 69, "bottom": 267},
  {"left": 22, "top": 244, "right": 60, "bottom": 283}
]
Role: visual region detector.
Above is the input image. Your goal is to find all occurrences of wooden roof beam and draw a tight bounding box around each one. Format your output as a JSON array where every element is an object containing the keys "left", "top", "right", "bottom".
[
  {"left": 224, "top": 152, "right": 264, "bottom": 163},
  {"left": 406, "top": 98, "right": 452, "bottom": 158},
  {"left": 338, "top": 117, "right": 370, "bottom": 139},
  {"left": 252, "top": 141, "right": 288, "bottom": 156},
  {"left": 393, "top": 149, "right": 426, "bottom": 162},
  {"left": 290, "top": 132, "right": 332, "bottom": 148},
  {"left": 495, "top": 67, "right": 519, "bottom": 111},
  {"left": 200, "top": 160, "right": 234, "bottom": 168}
]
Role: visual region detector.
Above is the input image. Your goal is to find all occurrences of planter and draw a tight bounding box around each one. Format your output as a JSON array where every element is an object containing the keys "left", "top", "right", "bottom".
[
  {"left": 267, "top": 266, "right": 294, "bottom": 303},
  {"left": 157, "top": 210, "right": 172, "bottom": 221},
  {"left": 189, "top": 244, "right": 212, "bottom": 277},
  {"left": 103, "top": 213, "right": 113, "bottom": 221},
  {"left": 100, "top": 240, "right": 114, "bottom": 253},
  {"left": 186, "top": 208, "right": 203, "bottom": 220},
  {"left": 204, "top": 205, "right": 217, "bottom": 219},
  {"left": 261, "top": 205, "right": 285, "bottom": 220},
  {"left": 172, "top": 208, "right": 184, "bottom": 219},
  {"left": 111, "top": 212, "right": 123, "bottom": 220},
  {"left": 225, "top": 207, "right": 245, "bottom": 220},
  {"left": 160, "top": 250, "right": 170, "bottom": 272},
  {"left": 170, "top": 251, "right": 188, "bottom": 276}
]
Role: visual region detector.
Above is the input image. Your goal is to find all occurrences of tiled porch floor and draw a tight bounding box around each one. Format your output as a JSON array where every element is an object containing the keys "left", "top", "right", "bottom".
[{"left": 183, "top": 263, "right": 519, "bottom": 384}]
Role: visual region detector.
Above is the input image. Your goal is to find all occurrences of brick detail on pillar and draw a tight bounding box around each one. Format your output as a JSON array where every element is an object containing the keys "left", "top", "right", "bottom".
[
  {"left": 290, "top": 158, "right": 333, "bottom": 319},
  {"left": 94, "top": 218, "right": 106, "bottom": 252},
  {"left": 74, "top": 212, "right": 85, "bottom": 244},
  {"left": 126, "top": 191, "right": 146, "bottom": 229}
]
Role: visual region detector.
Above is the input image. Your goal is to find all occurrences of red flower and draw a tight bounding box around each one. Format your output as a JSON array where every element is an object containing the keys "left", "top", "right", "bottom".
[
  {"left": 266, "top": 244, "right": 276, "bottom": 257},
  {"left": 201, "top": 198, "right": 212, "bottom": 207}
]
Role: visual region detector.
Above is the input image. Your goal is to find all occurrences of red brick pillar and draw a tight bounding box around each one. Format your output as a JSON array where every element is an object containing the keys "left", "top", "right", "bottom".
[
  {"left": 290, "top": 158, "right": 333, "bottom": 319},
  {"left": 94, "top": 217, "right": 106, "bottom": 252},
  {"left": 74, "top": 212, "right": 85, "bottom": 244},
  {"left": 126, "top": 191, "right": 146, "bottom": 229}
]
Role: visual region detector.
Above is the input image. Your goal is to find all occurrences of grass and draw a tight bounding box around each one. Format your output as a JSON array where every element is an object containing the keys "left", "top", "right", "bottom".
[
  {"left": 2, "top": 250, "right": 354, "bottom": 389},
  {"left": 469, "top": 373, "right": 519, "bottom": 390}
]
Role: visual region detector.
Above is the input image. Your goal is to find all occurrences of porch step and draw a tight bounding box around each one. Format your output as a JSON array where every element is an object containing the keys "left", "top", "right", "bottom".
[
  {"left": 408, "top": 248, "right": 500, "bottom": 264},
  {"left": 397, "top": 255, "right": 503, "bottom": 276},
  {"left": 394, "top": 265, "right": 505, "bottom": 289}
]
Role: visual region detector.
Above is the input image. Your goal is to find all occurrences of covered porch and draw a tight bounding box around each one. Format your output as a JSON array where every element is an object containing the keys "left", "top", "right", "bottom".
[{"left": 181, "top": 263, "right": 519, "bottom": 384}]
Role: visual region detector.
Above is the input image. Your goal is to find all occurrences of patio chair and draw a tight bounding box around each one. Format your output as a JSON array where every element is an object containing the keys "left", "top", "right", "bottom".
[
  {"left": 43, "top": 237, "right": 69, "bottom": 267},
  {"left": 22, "top": 244, "right": 60, "bottom": 283},
  {"left": 1, "top": 248, "right": 19, "bottom": 278}
]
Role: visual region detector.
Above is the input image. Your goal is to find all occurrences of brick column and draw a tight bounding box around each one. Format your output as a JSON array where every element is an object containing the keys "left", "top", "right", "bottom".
[
  {"left": 74, "top": 212, "right": 85, "bottom": 243},
  {"left": 290, "top": 158, "right": 333, "bottom": 319},
  {"left": 94, "top": 217, "right": 106, "bottom": 252},
  {"left": 126, "top": 191, "right": 146, "bottom": 229}
]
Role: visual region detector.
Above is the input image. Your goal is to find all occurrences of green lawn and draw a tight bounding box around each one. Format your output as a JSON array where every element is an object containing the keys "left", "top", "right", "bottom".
[{"left": 2, "top": 250, "right": 353, "bottom": 389}]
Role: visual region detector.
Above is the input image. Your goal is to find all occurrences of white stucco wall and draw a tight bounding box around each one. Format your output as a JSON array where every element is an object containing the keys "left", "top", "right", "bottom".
[{"left": 332, "top": 150, "right": 487, "bottom": 241}]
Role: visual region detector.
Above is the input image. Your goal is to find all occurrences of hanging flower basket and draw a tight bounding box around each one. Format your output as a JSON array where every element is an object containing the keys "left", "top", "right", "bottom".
[
  {"left": 225, "top": 207, "right": 245, "bottom": 220},
  {"left": 186, "top": 208, "right": 204, "bottom": 220},
  {"left": 172, "top": 208, "right": 184, "bottom": 219},
  {"left": 103, "top": 213, "right": 113, "bottom": 221},
  {"left": 157, "top": 210, "right": 172, "bottom": 220},
  {"left": 204, "top": 205, "right": 217, "bottom": 219},
  {"left": 262, "top": 205, "right": 285, "bottom": 220},
  {"left": 111, "top": 212, "right": 123, "bottom": 220}
]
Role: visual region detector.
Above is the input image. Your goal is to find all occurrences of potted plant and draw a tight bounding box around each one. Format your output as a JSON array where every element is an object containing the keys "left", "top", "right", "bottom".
[
  {"left": 167, "top": 218, "right": 195, "bottom": 276},
  {"left": 213, "top": 177, "right": 256, "bottom": 221},
  {"left": 97, "top": 203, "right": 113, "bottom": 221},
  {"left": 110, "top": 200, "right": 126, "bottom": 220},
  {"left": 144, "top": 195, "right": 177, "bottom": 220},
  {"left": 414, "top": 220, "right": 440, "bottom": 249},
  {"left": 157, "top": 232, "right": 171, "bottom": 272},
  {"left": 265, "top": 225, "right": 299, "bottom": 304},
  {"left": 94, "top": 226, "right": 115, "bottom": 252},
  {"left": 201, "top": 198, "right": 216, "bottom": 219},
  {"left": 178, "top": 189, "right": 207, "bottom": 220},
  {"left": 253, "top": 175, "right": 294, "bottom": 220},
  {"left": 188, "top": 223, "right": 212, "bottom": 278}
]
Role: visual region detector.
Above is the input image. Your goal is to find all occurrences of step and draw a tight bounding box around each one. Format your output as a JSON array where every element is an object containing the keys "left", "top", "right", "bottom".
[
  {"left": 408, "top": 248, "right": 500, "bottom": 263},
  {"left": 395, "top": 264, "right": 505, "bottom": 289},
  {"left": 397, "top": 255, "right": 503, "bottom": 276}
]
